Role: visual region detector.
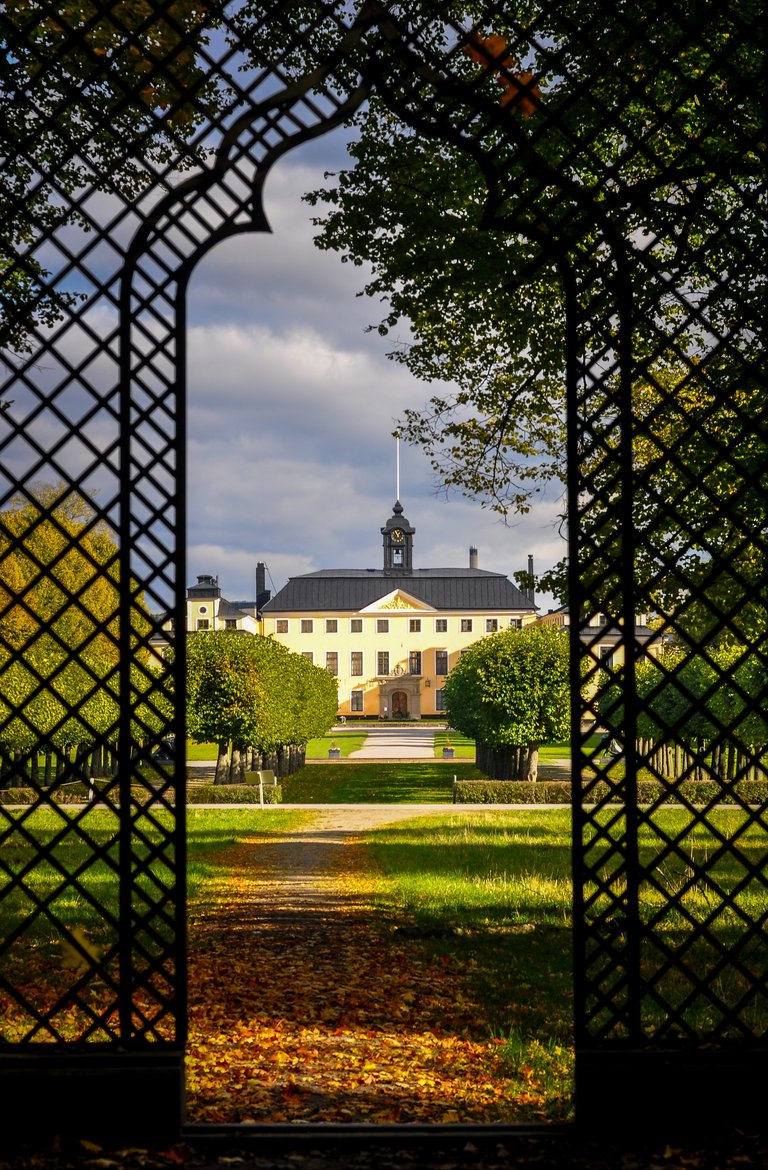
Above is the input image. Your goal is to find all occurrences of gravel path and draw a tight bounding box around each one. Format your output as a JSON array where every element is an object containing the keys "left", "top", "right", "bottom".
[{"left": 232, "top": 804, "right": 458, "bottom": 924}]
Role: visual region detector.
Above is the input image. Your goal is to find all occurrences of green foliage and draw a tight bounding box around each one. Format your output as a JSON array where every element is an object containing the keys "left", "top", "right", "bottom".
[
  {"left": 454, "top": 779, "right": 572, "bottom": 804},
  {"left": 455, "top": 777, "right": 768, "bottom": 806},
  {"left": 444, "top": 626, "right": 570, "bottom": 752},
  {"left": 184, "top": 630, "right": 337, "bottom": 754},
  {"left": 599, "top": 645, "right": 768, "bottom": 750},
  {"left": 0, "top": 486, "right": 162, "bottom": 763},
  {"left": 188, "top": 783, "right": 283, "bottom": 804},
  {"left": 2, "top": 2, "right": 219, "bottom": 352},
  {"left": 303, "top": 5, "right": 764, "bottom": 629}
]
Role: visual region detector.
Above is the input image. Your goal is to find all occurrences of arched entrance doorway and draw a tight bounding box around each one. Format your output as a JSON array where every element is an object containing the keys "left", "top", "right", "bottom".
[{"left": 390, "top": 690, "right": 409, "bottom": 718}]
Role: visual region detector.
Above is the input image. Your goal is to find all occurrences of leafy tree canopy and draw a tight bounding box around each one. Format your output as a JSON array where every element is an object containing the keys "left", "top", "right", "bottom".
[
  {"left": 0, "top": 484, "right": 155, "bottom": 754},
  {"left": 444, "top": 624, "right": 569, "bottom": 780},
  {"left": 300, "top": 1, "right": 764, "bottom": 622},
  {"left": 1, "top": 0, "right": 219, "bottom": 351}
]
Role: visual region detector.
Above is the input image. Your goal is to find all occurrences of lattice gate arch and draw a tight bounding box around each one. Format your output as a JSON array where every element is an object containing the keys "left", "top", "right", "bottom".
[{"left": 1, "top": 0, "right": 765, "bottom": 1146}]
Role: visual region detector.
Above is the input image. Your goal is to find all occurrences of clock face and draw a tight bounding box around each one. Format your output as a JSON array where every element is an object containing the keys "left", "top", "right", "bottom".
[{"left": 390, "top": 528, "right": 404, "bottom": 543}]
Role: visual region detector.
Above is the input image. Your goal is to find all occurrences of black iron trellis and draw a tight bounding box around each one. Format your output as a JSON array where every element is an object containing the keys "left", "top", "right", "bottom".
[{"left": 0, "top": 0, "right": 765, "bottom": 1143}]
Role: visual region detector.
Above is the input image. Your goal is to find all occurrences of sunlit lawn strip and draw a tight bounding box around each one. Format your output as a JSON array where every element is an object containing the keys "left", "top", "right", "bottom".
[
  {"left": 434, "top": 729, "right": 476, "bottom": 758},
  {"left": 362, "top": 805, "right": 768, "bottom": 1118},
  {"left": 279, "top": 761, "right": 485, "bottom": 803},
  {"left": 363, "top": 810, "right": 575, "bottom": 1122},
  {"left": 304, "top": 732, "right": 369, "bottom": 757}
]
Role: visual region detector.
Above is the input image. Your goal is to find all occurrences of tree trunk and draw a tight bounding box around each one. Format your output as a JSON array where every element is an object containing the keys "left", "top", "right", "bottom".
[
  {"left": 229, "top": 744, "right": 246, "bottom": 784},
  {"left": 215, "top": 739, "right": 230, "bottom": 785},
  {"left": 476, "top": 741, "right": 527, "bottom": 780},
  {"left": 525, "top": 744, "right": 539, "bottom": 783}
]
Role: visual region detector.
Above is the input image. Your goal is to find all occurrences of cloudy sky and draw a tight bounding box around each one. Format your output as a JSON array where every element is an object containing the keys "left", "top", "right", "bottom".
[{"left": 184, "top": 126, "right": 566, "bottom": 610}]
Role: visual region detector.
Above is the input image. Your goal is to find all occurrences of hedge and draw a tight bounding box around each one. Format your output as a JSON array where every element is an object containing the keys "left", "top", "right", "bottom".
[
  {"left": 187, "top": 783, "right": 282, "bottom": 804},
  {"left": 453, "top": 778, "right": 768, "bottom": 805}
]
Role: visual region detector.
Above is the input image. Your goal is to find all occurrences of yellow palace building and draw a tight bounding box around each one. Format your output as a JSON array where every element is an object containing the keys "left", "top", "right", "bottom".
[{"left": 258, "top": 501, "right": 537, "bottom": 720}]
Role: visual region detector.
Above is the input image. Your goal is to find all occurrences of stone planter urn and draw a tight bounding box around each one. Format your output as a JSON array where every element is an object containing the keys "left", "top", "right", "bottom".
[
  {"left": 442, "top": 746, "right": 455, "bottom": 759},
  {"left": 328, "top": 747, "right": 341, "bottom": 759}
]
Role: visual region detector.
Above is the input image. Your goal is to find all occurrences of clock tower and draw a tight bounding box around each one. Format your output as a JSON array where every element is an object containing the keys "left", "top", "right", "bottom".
[{"left": 382, "top": 500, "right": 415, "bottom": 574}]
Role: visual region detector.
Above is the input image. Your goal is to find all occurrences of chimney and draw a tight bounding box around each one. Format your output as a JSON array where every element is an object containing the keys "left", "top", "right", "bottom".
[
  {"left": 469, "top": 546, "right": 479, "bottom": 570},
  {"left": 255, "top": 561, "right": 271, "bottom": 609},
  {"left": 527, "top": 554, "right": 535, "bottom": 603}
]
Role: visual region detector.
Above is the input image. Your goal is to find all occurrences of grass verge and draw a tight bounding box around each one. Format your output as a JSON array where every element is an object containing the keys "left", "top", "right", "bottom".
[
  {"left": 363, "top": 810, "right": 574, "bottom": 1122},
  {"left": 305, "top": 731, "right": 369, "bottom": 757}
]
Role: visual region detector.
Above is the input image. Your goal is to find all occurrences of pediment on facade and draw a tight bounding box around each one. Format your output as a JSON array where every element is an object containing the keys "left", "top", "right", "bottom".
[{"left": 360, "top": 589, "right": 436, "bottom": 613}]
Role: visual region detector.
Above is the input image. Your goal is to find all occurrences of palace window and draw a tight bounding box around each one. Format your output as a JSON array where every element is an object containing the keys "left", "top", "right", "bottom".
[
  {"left": 301, "top": 619, "right": 313, "bottom": 633},
  {"left": 326, "top": 619, "right": 338, "bottom": 633},
  {"left": 460, "top": 618, "right": 473, "bottom": 633},
  {"left": 196, "top": 619, "right": 209, "bottom": 630},
  {"left": 276, "top": 619, "right": 288, "bottom": 633},
  {"left": 351, "top": 651, "right": 363, "bottom": 677},
  {"left": 435, "top": 650, "right": 448, "bottom": 676},
  {"left": 377, "top": 651, "right": 390, "bottom": 676},
  {"left": 598, "top": 644, "right": 614, "bottom": 667},
  {"left": 224, "top": 619, "right": 237, "bottom": 629},
  {"left": 302, "top": 651, "right": 313, "bottom": 663},
  {"left": 409, "top": 618, "right": 421, "bottom": 633},
  {"left": 350, "top": 690, "right": 364, "bottom": 713},
  {"left": 435, "top": 689, "right": 446, "bottom": 712},
  {"left": 486, "top": 618, "right": 499, "bottom": 633},
  {"left": 377, "top": 619, "right": 389, "bottom": 633},
  {"left": 350, "top": 618, "right": 363, "bottom": 633},
  {"left": 326, "top": 652, "right": 338, "bottom": 675},
  {"left": 409, "top": 651, "right": 422, "bottom": 675},
  {"left": 435, "top": 618, "right": 447, "bottom": 633}
]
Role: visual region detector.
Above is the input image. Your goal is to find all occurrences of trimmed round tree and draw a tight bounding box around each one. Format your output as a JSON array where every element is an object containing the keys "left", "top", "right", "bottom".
[{"left": 444, "top": 625, "right": 569, "bottom": 781}]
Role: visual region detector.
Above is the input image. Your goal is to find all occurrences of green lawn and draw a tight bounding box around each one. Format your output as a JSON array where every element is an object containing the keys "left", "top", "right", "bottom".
[
  {"left": 187, "top": 741, "right": 217, "bottom": 760},
  {"left": 434, "top": 728, "right": 476, "bottom": 758},
  {"left": 187, "top": 735, "right": 576, "bottom": 766},
  {"left": 0, "top": 807, "right": 310, "bottom": 949},
  {"left": 279, "top": 761, "right": 485, "bottom": 803},
  {"left": 363, "top": 805, "right": 768, "bottom": 1091},
  {"left": 363, "top": 809, "right": 574, "bottom": 1120},
  {"left": 4, "top": 803, "right": 767, "bottom": 1118},
  {"left": 305, "top": 732, "right": 369, "bottom": 757}
]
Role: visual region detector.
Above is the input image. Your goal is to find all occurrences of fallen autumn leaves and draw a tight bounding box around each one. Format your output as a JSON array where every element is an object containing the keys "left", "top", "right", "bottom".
[{"left": 185, "top": 817, "right": 542, "bottom": 1125}]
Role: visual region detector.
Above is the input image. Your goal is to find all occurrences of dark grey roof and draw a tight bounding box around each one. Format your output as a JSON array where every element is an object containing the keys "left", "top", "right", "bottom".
[
  {"left": 218, "top": 598, "right": 251, "bottom": 619},
  {"left": 263, "top": 568, "right": 535, "bottom": 614}
]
